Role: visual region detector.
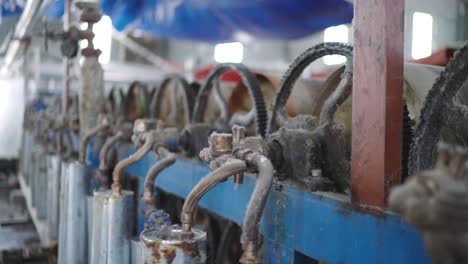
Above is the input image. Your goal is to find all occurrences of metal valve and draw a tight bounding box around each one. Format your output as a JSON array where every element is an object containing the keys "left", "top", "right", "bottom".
[
  {"left": 389, "top": 142, "right": 468, "bottom": 264},
  {"left": 185, "top": 125, "right": 273, "bottom": 264}
]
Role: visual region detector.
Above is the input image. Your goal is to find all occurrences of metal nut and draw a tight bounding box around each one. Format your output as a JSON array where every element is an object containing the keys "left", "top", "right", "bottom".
[
  {"left": 133, "top": 119, "right": 158, "bottom": 134},
  {"left": 209, "top": 132, "right": 233, "bottom": 156}
]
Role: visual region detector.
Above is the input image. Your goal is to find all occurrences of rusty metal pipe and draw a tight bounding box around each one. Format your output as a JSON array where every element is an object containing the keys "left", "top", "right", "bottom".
[
  {"left": 181, "top": 159, "right": 247, "bottom": 234},
  {"left": 229, "top": 110, "right": 256, "bottom": 127},
  {"left": 111, "top": 133, "right": 155, "bottom": 194},
  {"left": 239, "top": 154, "right": 274, "bottom": 264},
  {"left": 79, "top": 123, "right": 108, "bottom": 163},
  {"left": 319, "top": 61, "right": 353, "bottom": 125},
  {"left": 99, "top": 131, "right": 123, "bottom": 171},
  {"left": 143, "top": 147, "right": 176, "bottom": 213}
]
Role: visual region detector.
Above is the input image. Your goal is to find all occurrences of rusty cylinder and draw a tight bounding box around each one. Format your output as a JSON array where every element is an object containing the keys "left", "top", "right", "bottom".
[
  {"left": 79, "top": 56, "right": 105, "bottom": 138},
  {"left": 63, "top": 162, "right": 90, "bottom": 264},
  {"left": 90, "top": 190, "right": 135, "bottom": 264},
  {"left": 107, "top": 191, "right": 135, "bottom": 264},
  {"left": 58, "top": 160, "right": 70, "bottom": 264},
  {"left": 46, "top": 155, "right": 61, "bottom": 240},
  {"left": 140, "top": 227, "right": 207, "bottom": 264},
  {"left": 30, "top": 145, "right": 39, "bottom": 208},
  {"left": 130, "top": 238, "right": 142, "bottom": 264},
  {"left": 22, "top": 131, "right": 33, "bottom": 185},
  {"left": 34, "top": 146, "right": 48, "bottom": 220},
  {"left": 90, "top": 190, "right": 111, "bottom": 264}
]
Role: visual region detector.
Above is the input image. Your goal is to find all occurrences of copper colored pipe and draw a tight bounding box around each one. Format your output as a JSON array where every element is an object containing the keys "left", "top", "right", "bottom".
[
  {"left": 79, "top": 124, "right": 109, "bottom": 164},
  {"left": 319, "top": 64, "right": 353, "bottom": 125},
  {"left": 111, "top": 133, "right": 155, "bottom": 194},
  {"left": 239, "top": 154, "right": 274, "bottom": 264},
  {"left": 143, "top": 147, "right": 176, "bottom": 213},
  {"left": 99, "top": 131, "right": 123, "bottom": 171},
  {"left": 181, "top": 159, "right": 247, "bottom": 234}
]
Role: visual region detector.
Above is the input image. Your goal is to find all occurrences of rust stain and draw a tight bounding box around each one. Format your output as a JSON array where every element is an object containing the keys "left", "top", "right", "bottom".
[
  {"left": 150, "top": 241, "right": 161, "bottom": 264},
  {"left": 174, "top": 241, "right": 201, "bottom": 259},
  {"left": 337, "top": 201, "right": 388, "bottom": 218},
  {"left": 161, "top": 247, "right": 176, "bottom": 263}
]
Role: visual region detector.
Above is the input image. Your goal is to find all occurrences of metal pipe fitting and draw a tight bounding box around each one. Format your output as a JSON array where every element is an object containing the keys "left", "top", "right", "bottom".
[
  {"left": 79, "top": 123, "right": 109, "bottom": 163},
  {"left": 238, "top": 153, "right": 274, "bottom": 264},
  {"left": 143, "top": 147, "right": 176, "bottom": 213},
  {"left": 180, "top": 159, "right": 247, "bottom": 235},
  {"left": 111, "top": 132, "right": 155, "bottom": 194},
  {"left": 319, "top": 63, "right": 353, "bottom": 125},
  {"left": 99, "top": 131, "right": 123, "bottom": 171}
]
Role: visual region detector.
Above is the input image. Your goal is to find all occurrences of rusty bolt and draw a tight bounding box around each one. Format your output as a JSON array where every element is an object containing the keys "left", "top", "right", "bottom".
[
  {"left": 208, "top": 132, "right": 233, "bottom": 156},
  {"left": 232, "top": 126, "right": 246, "bottom": 184},
  {"left": 98, "top": 114, "right": 111, "bottom": 126},
  {"left": 133, "top": 119, "right": 159, "bottom": 134}
]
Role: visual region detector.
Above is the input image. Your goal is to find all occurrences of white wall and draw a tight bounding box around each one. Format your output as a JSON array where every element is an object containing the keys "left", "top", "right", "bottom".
[
  {"left": 0, "top": 78, "right": 25, "bottom": 159},
  {"left": 404, "top": 0, "right": 459, "bottom": 58}
]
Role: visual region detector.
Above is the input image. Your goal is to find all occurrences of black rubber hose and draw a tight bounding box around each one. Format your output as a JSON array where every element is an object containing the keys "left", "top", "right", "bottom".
[
  {"left": 149, "top": 74, "right": 195, "bottom": 123},
  {"left": 126, "top": 81, "right": 150, "bottom": 120},
  {"left": 108, "top": 87, "right": 126, "bottom": 118},
  {"left": 267, "top": 42, "right": 353, "bottom": 134},
  {"left": 191, "top": 63, "right": 268, "bottom": 138},
  {"left": 401, "top": 103, "right": 413, "bottom": 181},
  {"left": 409, "top": 43, "right": 468, "bottom": 175}
]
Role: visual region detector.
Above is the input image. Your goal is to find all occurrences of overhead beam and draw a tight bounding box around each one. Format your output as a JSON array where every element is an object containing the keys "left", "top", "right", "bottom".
[
  {"left": 351, "top": 0, "right": 405, "bottom": 207},
  {"left": 112, "top": 30, "right": 180, "bottom": 72}
]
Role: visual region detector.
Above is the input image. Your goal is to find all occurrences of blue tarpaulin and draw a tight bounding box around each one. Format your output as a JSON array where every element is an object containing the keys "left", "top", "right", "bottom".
[
  {"left": 46, "top": 0, "right": 353, "bottom": 42},
  {"left": 1, "top": 0, "right": 24, "bottom": 17}
]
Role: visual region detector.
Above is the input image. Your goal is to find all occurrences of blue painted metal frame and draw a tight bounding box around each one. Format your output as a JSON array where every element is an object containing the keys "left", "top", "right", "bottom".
[{"left": 86, "top": 144, "right": 431, "bottom": 264}]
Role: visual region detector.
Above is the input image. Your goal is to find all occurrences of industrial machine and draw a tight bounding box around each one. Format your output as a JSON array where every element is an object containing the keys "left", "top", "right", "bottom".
[{"left": 13, "top": 0, "right": 468, "bottom": 263}]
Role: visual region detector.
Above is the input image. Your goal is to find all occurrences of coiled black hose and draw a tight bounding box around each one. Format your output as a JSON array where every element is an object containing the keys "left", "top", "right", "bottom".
[
  {"left": 149, "top": 74, "right": 195, "bottom": 124},
  {"left": 126, "top": 81, "right": 150, "bottom": 120},
  {"left": 409, "top": 43, "right": 468, "bottom": 175},
  {"left": 267, "top": 42, "right": 353, "bottom": 134},
  {"left": 107, "top": 87, "right": 126, "bottom": 119},
  {"left": 191, "top": 63, "right": 268, "bottom": 138}
]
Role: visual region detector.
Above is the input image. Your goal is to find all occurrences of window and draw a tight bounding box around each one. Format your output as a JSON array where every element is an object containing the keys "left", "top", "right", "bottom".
[
  {"left": 93, "top": 15, "right": 113, "bottom": 64},
  {"left": 80, "top": 16, "right": 113, "bottom": 64},
  {"left": 412, "top": 12, "right": 433, "bottom": 60},
  {"left": 323, "top": 24, "right": 349, "bottom": 65},
  {"left": 214, "top": 42, "right": 244, "bottom": 63}
]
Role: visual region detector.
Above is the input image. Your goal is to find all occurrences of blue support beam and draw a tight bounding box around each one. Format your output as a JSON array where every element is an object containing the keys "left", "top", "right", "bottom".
[{"left": 89, "top": 146, "right": 431, "bottom": 264}]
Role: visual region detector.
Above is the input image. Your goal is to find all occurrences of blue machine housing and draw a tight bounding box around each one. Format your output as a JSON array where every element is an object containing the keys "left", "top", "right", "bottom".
[{"left": 85, "top": 144, "right": 430, "bottom": 263}]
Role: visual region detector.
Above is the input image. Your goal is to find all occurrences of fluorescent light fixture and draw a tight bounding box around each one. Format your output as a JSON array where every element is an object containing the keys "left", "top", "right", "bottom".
[
  {"left": 412, "top": 12, "right": 433, "bottom": 60},
  {"left": 323, "top": 24, "right": 349, "bottom": 65},
  {"left": 93, "top": 15, "right": 113, "bottom": 64},
  {"left": 214, "top": 42, "right": 244, "bottom": 63}
]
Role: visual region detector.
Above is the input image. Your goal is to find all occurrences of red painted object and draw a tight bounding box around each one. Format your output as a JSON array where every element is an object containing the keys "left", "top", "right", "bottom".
[
  {"left": 412, "top": 48, "right": 456, "bottom": 67},
  {"left": 351, "top": 0, "right": 405, "bottom": 207},
  {"left": 194, "top": 64, "right": 242, "bottom": 83}
]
